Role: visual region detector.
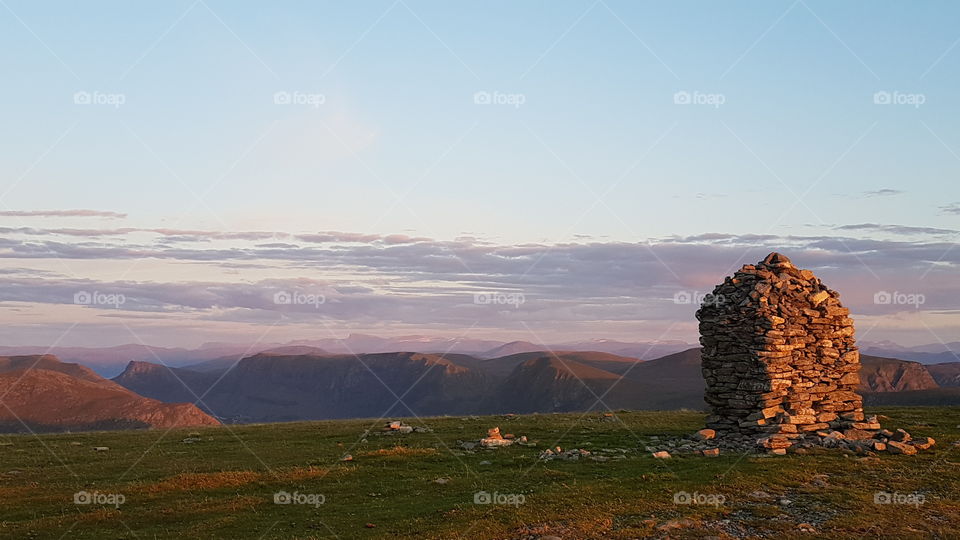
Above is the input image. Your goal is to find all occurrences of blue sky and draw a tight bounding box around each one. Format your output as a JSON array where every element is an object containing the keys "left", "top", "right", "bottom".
[{"left": 1, "top": 1, "right": 959, "bottom": 347}]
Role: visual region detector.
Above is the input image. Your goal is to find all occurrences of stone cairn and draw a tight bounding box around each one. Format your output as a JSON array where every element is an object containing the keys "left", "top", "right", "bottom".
[{"left": 688, "top": 252, "right": 935, "bottom": 456}]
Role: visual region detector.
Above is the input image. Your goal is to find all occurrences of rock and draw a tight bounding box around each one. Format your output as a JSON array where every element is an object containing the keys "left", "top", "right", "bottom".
[
  {"left": 340, "top": 454, "right": 353, "bottom": 461},
  {"left": 892, "top": 429, "right": 912, "bottom": 442},
  {"left": 398, "top": 426, "right": 414, "bottom": 434},
  {"left": 770, "top": 448, "right": 787, "bottom": 456},
  {"left": 694, "top": 428, "right": 716, "bottom": 441},
  {"left": 92, "top": 447, "right": 109, "bottom": 452},
  {"left": 432, "top": 477, "right": 449, "bottom": 484},
  {"left": 887, "top": 441, "right": 917, "bottom": 455},
  {"left": 702, "top": 448, "right": 720, "bottom": 457},
  {"left": 460, "top": 441, "right": 476, "bottom": 450},
  {"left": 843, "top": 429, "right": 875, "bottom": 441},
  {"left": 487, "top": 427, "right": 502, "bottom": 439},
  {"left": 652, "top": 451, "right": 671, "bottom": 459},
  {"left": 871, "top": 442, "right": 886, "bottom": 452},
  {"left": 480, "top": 437, "right": 512, "bottom": 448},
  {"left": 911, "top": 437, "right": 935, "bottom": 450},
  {"left": 478, "top": 460, "right": 492, "bottom": 465}
]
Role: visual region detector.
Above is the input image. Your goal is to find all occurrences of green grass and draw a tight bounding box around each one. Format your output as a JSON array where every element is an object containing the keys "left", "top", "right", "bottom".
[{"left": 0, "top": 407, "right": 958, "bottom": 539}]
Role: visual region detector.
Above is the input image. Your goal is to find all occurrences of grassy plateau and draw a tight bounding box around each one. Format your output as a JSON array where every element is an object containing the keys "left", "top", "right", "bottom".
[{"left": 0, "top": 407, "right": 958, "bottom": 539}]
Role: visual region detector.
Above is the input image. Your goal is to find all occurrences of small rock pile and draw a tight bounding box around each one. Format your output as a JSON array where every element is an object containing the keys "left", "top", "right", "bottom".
[
  {"left": 693, "top": 252, "right": 935, "bottom": 455},
  {"left": 457, "top": 427, "right": 530, "bottom": 450},
  {"left": 362, "top": 421, "right": 432, "bottom": 441}
]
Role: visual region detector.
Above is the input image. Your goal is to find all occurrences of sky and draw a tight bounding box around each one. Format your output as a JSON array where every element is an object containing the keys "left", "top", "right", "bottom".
[{"left": 0, "top": 0, "right": 959, "bottom": 349}]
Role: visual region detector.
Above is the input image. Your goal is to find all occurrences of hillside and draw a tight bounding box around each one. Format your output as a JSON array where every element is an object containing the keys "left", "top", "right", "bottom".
[
  {"left": 0, "top": 356, "right": 219, "bottom": 432},
  {"left": 0, "top": 408, "right": 956, "bottom": 539},
  {"left": 926, "top": 362, "right": 960, "bottom": 387},
  {"left": 150, "top": 352, "right": 499, "bottom": 423}
]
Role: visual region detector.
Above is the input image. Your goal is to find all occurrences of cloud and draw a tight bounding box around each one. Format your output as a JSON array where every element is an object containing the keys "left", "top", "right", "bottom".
[
  {"left": 862, "top": 189, "right": 904, "bottom": 198},
  {"left": 940, "top": 202, "right": 960, "bottom": 215},
  {"left": 0, "top": 209, "right": 126, "bottom": 219},
  {"left": 1, "top": 226, "right": 958, "bottom": 346},
  {"left": 834, "top": 223, "right": 957, "bottom": 237}
]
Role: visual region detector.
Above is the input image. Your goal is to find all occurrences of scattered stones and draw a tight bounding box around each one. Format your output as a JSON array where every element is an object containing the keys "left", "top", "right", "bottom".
[
  {"left": 539, "top": 448, "right": 592, "bottom": 461},
  {"left": 381, "top": 420, "right": 429, "bottom": 435}
]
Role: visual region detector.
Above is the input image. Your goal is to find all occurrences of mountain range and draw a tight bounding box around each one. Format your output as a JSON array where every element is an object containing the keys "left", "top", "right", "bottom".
[
  {"left": 110, "top": 347, "right": 960, "bottom": 425},
  {"left": 4, "top": 335, "right": 958, "bottom": 378},
  {"left": 2, "top": 337, "right": 959, "bottom": 432}
]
